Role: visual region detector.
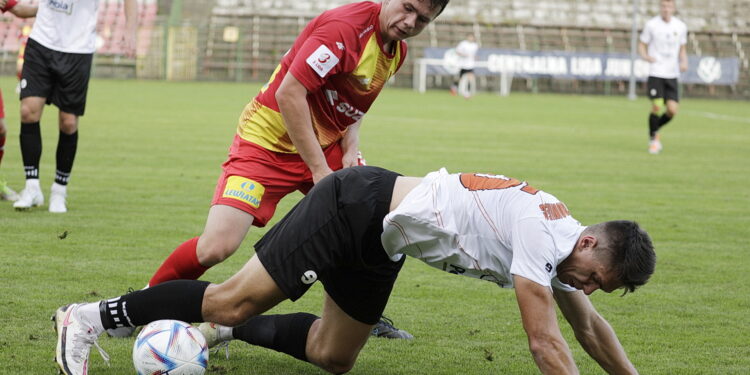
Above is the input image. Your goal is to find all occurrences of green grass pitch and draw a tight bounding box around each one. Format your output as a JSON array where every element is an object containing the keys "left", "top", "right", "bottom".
[{"left": 0, "top": 77, "right": 748, "bottom": 374}]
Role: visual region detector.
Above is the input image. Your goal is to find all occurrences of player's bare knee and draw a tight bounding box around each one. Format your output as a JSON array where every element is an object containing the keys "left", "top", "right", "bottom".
[
  {"left": 20, "top": 105, "right": 40, "bottom": 123},
  {"left": 59, "top": 119, "right": 78, "bottom": 134},
  {"left": 196, "top": 236, "right": 240, "bottom": 266},
  {"left": 314, "top": 353, "right": 356, "bottom": 374}
]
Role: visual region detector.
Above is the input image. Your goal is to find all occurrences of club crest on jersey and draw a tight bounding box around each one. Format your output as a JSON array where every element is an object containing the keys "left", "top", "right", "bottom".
[
  {"left": 223, "top": 176, "right": 265, "bottom": 208},
  {"left": 306, "top": 45, "right": 340, "bottom": 78}
]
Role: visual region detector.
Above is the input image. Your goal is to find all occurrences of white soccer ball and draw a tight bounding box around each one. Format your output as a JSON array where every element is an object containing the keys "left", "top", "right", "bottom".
[{"left": 132, "top": 320, "right": 209, "bottom": 375}]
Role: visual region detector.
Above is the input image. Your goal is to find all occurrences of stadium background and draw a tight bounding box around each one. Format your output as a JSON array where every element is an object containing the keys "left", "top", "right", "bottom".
[
  {"left": 0, "top": 1, "right": 748, "bottom": 374},
  {"left": 1, "top": 0, "right": 748, "bottom": 99}
]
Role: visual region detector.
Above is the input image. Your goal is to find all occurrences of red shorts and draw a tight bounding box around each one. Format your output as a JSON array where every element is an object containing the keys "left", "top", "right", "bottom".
[
  {"left": 211, "top": 135, "right": 344, "bottom": 227},
  {"left": 0, "top": 88, "right": 5, "bottom": 119}
]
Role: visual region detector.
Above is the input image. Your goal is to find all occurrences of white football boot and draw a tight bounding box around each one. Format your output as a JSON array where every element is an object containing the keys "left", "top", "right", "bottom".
[
  {"left": 49, "top": 182, "right": 68, "bottom": 213},
  {"left": 54, "top": 303, "right": 109, "bottom": 375},
  {"left": 198, "top": 322, "right": 233, "bottom": 359},
  {"left": 648, "top": 134, "right": 663, "bottom": 155},
  {"left": 0, "top": 179, "right": 20, "bottom": 201},
  {"left": 13, "top": 179, "right": 43, "bottom": 210}
]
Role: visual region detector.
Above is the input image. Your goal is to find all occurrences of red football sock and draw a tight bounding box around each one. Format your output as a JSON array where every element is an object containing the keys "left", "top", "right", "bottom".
[{"left": 148, "top": 237, "right": 210, "bottom": 286}]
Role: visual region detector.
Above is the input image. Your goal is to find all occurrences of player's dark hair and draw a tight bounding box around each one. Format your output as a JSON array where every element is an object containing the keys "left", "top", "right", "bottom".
[
  {"left": 430, "top": 0, "right": 450, "bottom": 17},
  {"left": 593, "top": 221, "right": 656, "bottom": 294}
]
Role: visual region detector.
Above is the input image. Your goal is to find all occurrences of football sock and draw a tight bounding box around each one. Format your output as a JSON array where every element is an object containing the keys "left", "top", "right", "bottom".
[
  {"left": 19, "top": 121, "right": 41, "bottom": 179},
  {"left": 0, "top": 133, "right": 5, "bottom": 167},
  {"left": 149, "top": 237, "right": 209, "bottom": 286},
  {"left": 232, "top": 313, "right": 318, "bottom": 362},
  {"left": 55, "top": 130, "right": 77, "bottom": 185},
  {"left": 99, "top": 280, "right": 210, "bottom": 330},
  {"left": 648, "top": 114, "right": 660, "bottom": 138},
  {"left": 658, "top": 113, "right": 673, "bottom": 128}
]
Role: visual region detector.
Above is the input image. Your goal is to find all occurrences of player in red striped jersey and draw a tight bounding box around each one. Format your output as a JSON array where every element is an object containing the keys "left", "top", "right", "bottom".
[{"left": 142, "top": 0, "right": 450, "bottom": 340}]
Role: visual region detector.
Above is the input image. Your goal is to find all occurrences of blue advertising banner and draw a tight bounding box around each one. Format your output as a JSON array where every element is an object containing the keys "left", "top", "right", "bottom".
[{"left": 423, "top": 48, "right": 740, "bottom": 85}]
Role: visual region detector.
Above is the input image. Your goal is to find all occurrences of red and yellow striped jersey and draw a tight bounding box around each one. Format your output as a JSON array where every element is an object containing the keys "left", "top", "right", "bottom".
[{"left": 237, "top": 1, "right": 407, "bottom": 153}]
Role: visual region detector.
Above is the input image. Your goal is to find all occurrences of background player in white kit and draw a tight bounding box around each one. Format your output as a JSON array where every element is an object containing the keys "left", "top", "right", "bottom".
[
  {"left": 54, "top": 166, "right": 655, "bottom": 375},
  {"left": 451, "top": 33, "right": 479, "bottom": 98},
  {"left": 638, "top": 0, "right": 688, "bottom": 154},
  {"left": 13, "top": 0, "right": 137, "bottom": 212}
]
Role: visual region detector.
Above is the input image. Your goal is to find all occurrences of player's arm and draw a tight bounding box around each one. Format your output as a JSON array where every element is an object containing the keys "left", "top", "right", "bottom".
[
  {"left": 340, "top": 118, "right": 361, "bottom": 168},
  {"left": 1, "top": 0, "right": 36, "bottom": 18},
  {"left": 553, "top": 288, "right": 638, "bottom": 375},
  {"left": 637, "top": 42, "right": 655, "bottom": 63},
  {"left": 276, "top": 72, "right": 332, "bottom": 183},
  {"left": 678, "top": 44, "right": 688, "bottom": 72},
  {"left": 122, "top": 0, "right": 138, "bottom": 57},
  {"left": 7, "top": 3, "right": 36, "bottom": 17},
  {"left": 514, "top": 275, "right": 579, "bottom": 375}
]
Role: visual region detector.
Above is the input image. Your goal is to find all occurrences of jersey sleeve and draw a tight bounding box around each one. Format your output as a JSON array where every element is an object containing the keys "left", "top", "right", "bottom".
[
  {"left": 287, "top": 21, "right": 357, "bottom": 93},
  {"left": 551, "top": 276, "right": 577, "bottom": 292},
  {"left": 510, "top": 218, "right": 557, "bottom": 288},
  {"left": 1, "top": 0, "right": 19, "bottom": 12},
  {"left": 679, "top": 24, "right": 688, "bottom": 45},
  {"left": 639, "top": 21, "right": 652, "bottom": 44}
]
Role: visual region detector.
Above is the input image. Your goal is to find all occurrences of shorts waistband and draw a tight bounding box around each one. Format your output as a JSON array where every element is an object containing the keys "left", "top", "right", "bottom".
[{"left": 373, "top": 168, "right": 401, "bottom": 220}]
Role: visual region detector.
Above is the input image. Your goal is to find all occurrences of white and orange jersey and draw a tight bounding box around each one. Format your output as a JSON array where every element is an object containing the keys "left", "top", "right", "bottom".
[{"left": 382, "top": 169, "right": 582, "bottom": 291}]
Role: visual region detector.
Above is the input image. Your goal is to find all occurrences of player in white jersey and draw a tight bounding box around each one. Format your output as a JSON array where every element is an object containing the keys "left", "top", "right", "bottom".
[
  {"left": 13, "top": 0, "right": 137, "bottom": 213},
  {"left": 54, "top": 166, "right": 655, "bottom": 375},
  {"left": 638, "top": 0, "right": 688, "bottom": 154},
  {"left": 451, "top": 33, "right": 479, "bottom": 98}
]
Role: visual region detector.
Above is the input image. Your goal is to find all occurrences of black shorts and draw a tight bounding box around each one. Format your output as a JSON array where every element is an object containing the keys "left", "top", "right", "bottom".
[
  {"left": 647, "top": 76, "right": 679, "bottom": 103},
  {"left": 459, "top": 68, "right": 474, "bottom": 78},
  {"left": 20, "top": 38, "right": 93, "bottom": 116},
  {"left": 255, "top": 166, "right": 405, "bottom": 325}
]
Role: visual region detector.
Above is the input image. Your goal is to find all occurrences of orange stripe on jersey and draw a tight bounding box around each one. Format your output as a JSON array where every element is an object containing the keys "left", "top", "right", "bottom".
[
  {"left": 459, "top": 173, "right": 539, "bottom": 195},
  {"left": 539, "top": 203, "right": 570, "bottom": 220}
]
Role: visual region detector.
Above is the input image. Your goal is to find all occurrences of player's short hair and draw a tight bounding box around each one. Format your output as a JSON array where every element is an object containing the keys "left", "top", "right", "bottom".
[
  {"left": 429, "top": 0, "right": 450, "bottom": 17},
  {"left": 590, "top": 221, "right": 656, "bottom": 294}
]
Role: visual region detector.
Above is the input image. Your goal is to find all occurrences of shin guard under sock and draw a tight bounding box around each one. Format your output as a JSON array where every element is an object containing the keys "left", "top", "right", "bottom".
[
  {"left": 55, "top": 131, "right": 78, "bottom": 185},
  {"left": 99, "top": 280, "right": 210, "bottom": 330},
  {"left": 0, "top": 133, "right": 5, "bottom": 167},
  {"left": 658, "top": 113, "right": 673, "bottom": 128},
  {"left": 149, "top": 237, "right": 209, "bottom": 286},
  {"left": 232, "top": 313, "right": 318, "bottom": 362},
  {"left": 19, "top": 122, "right": 41, "bottom": 179}
]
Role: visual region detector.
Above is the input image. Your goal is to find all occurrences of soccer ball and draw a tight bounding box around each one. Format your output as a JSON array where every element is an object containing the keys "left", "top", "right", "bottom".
[{"left": 132, "top": 320, "right": 209, "bottom": 375}]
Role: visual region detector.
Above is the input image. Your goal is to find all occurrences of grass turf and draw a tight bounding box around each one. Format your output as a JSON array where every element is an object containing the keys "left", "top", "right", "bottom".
[{"left": 0, "top": 77, "right": 748, "bottom": 374}]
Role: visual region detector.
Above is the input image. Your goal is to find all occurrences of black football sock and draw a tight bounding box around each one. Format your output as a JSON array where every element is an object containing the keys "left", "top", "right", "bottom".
[
  {"left": 99, "top": 280, "right": 210, "bottom": 330},
  {"left": 657, "top": 113, "right": 673, "bottom": 128},
  {"left": 648, "top": 114, "right": 660, "bottom": 138},
  {"left": 55, "top": 130, "right": 78, "bottom": 185},
  {"left": 232, "top": 313, "right": 318, "bottom": 362},
  {"left": 0, "top": 133, "right": 5, "bottom": 167},
  {"left": 19, "top": 122, "right": 41, "bottom": 179}
]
